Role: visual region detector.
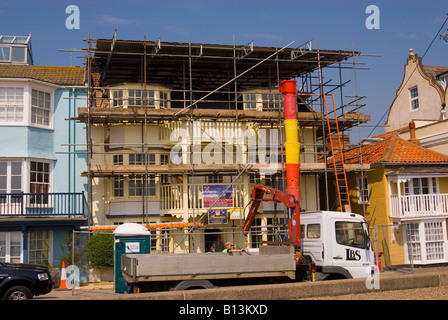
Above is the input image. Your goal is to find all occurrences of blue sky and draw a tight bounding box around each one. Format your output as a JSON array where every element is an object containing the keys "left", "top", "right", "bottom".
[{"left": 1, "top": 0, "right": 447, "bottom": 141}]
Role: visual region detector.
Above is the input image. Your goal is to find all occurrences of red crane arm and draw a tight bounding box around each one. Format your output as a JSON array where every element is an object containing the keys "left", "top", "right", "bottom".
[{"left": 241, "top": 184, "right": 297, "bottom": 236}]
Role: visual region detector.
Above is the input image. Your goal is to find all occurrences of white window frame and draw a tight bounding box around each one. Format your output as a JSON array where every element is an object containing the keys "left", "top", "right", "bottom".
[
  {"left": 110, "top": 88, "right": 170, "bottom": 109},
  {"left": 357, "top": 175, "right": 369, "bottom": 204},
  {"left": 0, "top": 45, "right": 29, "bottom": 64},
  {"left": 31, "top": 89, "right": 51, "bottom": 127},
  {"left": 0, "top": 87, "right": 24, "bottom": 123},
  {"left": 0, "top": 160, "right": 24, "bottom": 194},
  {"left": 0, "top": 82, "right": 54, "bottom": 129},
  {"left": 404, "top": 219, "right": 447, "bottom": 264},
  {"left": 28, "top": 230, "right": 53, "bottom": 265},
  {"left": 404, "top": 177, "right": 438, "bottom": 195},
  {"left": 243, "top": 91, "right": 283, "bottom": 111},
  {"left": 0, "top": 232, "right": 23, "bottom": 263},
  {"left": 410, "top": 86, "right": 419, "bottom": 111}
]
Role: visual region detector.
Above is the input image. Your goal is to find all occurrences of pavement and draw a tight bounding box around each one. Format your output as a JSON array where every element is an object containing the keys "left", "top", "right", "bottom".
[{"left": 34, "top": 265, "right": 448, "bottom": 300}]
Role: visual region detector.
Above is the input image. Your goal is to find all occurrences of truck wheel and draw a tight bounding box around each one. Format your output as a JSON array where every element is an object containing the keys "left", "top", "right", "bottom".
[{"left": 4, "top": 285, "right": 33, "bottom": 300}]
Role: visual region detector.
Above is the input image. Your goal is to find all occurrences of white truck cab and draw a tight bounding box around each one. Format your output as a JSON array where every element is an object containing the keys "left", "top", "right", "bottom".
[{"left": 301, "top": 211, "right": 375, "bottom": 280}]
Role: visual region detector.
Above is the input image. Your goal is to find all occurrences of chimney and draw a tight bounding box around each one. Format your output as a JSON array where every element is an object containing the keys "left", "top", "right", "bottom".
[{"left": 408, "top": 120, "right": 420, "bottom": 145}]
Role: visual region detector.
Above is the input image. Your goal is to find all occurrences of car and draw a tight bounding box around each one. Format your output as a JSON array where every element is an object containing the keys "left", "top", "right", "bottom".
[{"left": 0, "top": 262, "right": 53, "bottom": 300}]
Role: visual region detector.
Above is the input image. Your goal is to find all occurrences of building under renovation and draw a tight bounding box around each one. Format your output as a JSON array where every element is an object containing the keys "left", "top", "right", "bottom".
[{"left": 75, "top": 35, "right": 370, "bottom": 253}]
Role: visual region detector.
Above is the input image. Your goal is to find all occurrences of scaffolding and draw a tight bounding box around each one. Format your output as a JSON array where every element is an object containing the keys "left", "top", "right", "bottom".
[{"left": 65, "top": 32, "right": 372, "bottom": 252}]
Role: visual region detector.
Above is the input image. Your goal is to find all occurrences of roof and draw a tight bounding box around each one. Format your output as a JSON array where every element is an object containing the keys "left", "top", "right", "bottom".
[
  {"left": 0, "top": 64, "right": 86, "bottom": 86},
  {"left": 334, "top": 136, "right": 448, "bottom": 165},
  {"left": 90, "top": 38, "right": 360, "bottom": 91},
  {"left": 422, "top": 65, "right": 448, "bottom": 78}
]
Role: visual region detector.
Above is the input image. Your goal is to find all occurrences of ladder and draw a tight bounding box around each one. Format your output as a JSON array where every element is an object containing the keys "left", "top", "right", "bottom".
[{"left": 323, "top": 94, "right": 351, "bottom": 212}]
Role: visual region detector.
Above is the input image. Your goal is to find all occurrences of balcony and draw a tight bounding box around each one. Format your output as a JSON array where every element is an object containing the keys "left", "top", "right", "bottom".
[
  {"left": 390, "top": 194, "right": 448, "bottom": 220},
  {"left": 160, "top": 183, "right": 245, "bottom": 215},
  {"left": 0, "top": 192, "right": 88, "bottom": 217}
]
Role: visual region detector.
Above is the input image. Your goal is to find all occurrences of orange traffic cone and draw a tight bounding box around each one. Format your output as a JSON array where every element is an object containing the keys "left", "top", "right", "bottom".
[{"left": 58, "top": 261, "right": 68, "bottom": 290}]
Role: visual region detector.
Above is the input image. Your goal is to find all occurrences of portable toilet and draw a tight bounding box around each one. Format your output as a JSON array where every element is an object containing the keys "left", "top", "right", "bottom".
[{"left": 113, "top": 223, "right": 151, "bottom": 293}]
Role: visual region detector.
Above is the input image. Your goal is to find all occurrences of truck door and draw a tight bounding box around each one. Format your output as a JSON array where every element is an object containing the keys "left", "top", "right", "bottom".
[{"left": 331, "top": 219, "right": 373, "bottom": 278}]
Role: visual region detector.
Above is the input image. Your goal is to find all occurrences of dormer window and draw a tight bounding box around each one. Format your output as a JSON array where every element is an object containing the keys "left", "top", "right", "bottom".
[
  {"left": 0, "top": 35, "right": 33, "bottom": 65},
  {"left": 242, "top": 90, "right": 283, "bottom": 111},
  {"left": 110, "top": 85, "right": 170, "bottom": 109}
]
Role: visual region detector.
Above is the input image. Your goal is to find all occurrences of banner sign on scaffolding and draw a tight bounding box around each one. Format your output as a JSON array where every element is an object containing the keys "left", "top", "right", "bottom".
[
  {"left": 202, "top": 185, "right": 233, "bottom": 208},
  {"left": 208, "top": 209, "right": 228, "bottom": 224}
]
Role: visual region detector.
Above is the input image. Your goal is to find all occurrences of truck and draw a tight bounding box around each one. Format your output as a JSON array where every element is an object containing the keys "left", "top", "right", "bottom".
[
  {"left": 0, "top": 262, "right": 53, "bottom": 300},
  {"left": 120, "top": 185, "right": 375, "bottom": 292},
  {"left": 121, "top": 209, "right": 375, "bottom": 292}
]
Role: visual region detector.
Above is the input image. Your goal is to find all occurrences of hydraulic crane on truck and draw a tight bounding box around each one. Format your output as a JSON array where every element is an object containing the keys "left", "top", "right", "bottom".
[
  {"left": 241, "top": 184, "right": 302, "bottom": 258},
  {"left": 242, "top": 80, "right": 303, "bottom": 262}
]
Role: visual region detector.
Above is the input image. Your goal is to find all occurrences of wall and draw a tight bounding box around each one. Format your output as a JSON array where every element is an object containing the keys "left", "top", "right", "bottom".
[
  {"left": 349, "top": 166, "right": 406, "bottom": 266},
  {"left": 53, "top": 88, "right": 88, "bottom": 194},
  {"left": 385, "top": 54, "right": 445, "bottom": 132}
]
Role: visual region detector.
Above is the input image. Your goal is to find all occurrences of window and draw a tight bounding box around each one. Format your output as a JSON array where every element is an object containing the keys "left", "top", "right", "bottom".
[
  {"left": 114, "top": 175, "right": 124, "bottom": 197},
  {"left": 425, "top": 222, "right": 444, "bottom": 261},
  {"left": 11, "top": 47, "right": 25, "bottom": 63},
  {"left": 357, "top": 176, "right": 369, "bottom": 204},
  {"left": 410, "top": 86, "right": 419, "bottom": 110},
  {"left": 129, "top": 153, "right": 156, "bottom": 165},
  {"left": 112, "top": 90, "right": 123, "bottom": 107},
  {"left": 207, "top": 175, "right": 223, "bottom": 183},
  {"left": 31, "top": 89, "right": 51, "bottom": 126},
  {"left": 249, "top": 173, "right": 260, "bottom": 184},
  {"left": 160, "top": 154, "right": 169, "bottom": 165},
  {"left": 243, "top": 92, "right": 283, "bottom": 111},
  {"left": 0, "top": 161, "right": 22, "bottom": 194},
  {"left": 243, "top": 93, "right": 257, "bottom": 110},
  {"left": 128, "top": 89, "right": 155, "bottom": 106},
  {"left": 159, "top": 91, "right": 168, "bottom": 108},
  {"left": 111, "top": 88, "right": 168, "bottom": 108},
  {"left": 405, "top": 223, "right": 421, "bottom": 262},
  {"left": 266, "top": 217, "right": 288, "bottom": 242},
  {"left": 406, "top": 177, "right": 438, "bottom": 195},
  {"left": 29, "top": 230, "right": 50, "bottom": 265},
  {"left": 0, "top": 46, "right": 11, "bottom": 61},
  {"left": 129, "top": 175, "right": 156, "bottom": 197},
  {"left": 307, "top": 224, "right": 321, "bottom": 239},
  {"left": 264, "top": 173, "right": 284, "bottom": 189},
  {"left": 250, "top": 218, "right": 262, "bottom": 248},
  {"left": 0, "top": 46, "right": 27, "bottom": 63},
  {"left": 0, "top": 232, "right": 22, "bottom": 263},
  {"left": 30, "top": 161, "right": 50, "bottom": 204},
  {"left": 405, "top": 221, "right": 446, "bottom": 264},
  {"left": 0, "top": 87, "right": 24, "bottom": 122},
  {"left": 262, "top": 93, "right": 283, "bottom": 111},
  {"left": 335, "top": 221, "right": 367, "bottom": 249},
  {"left": 113, "top": 154, "right": 123, "bottom": 165},
  {"left": 30, "top": 161, "right": 49, "bottom": 193}
]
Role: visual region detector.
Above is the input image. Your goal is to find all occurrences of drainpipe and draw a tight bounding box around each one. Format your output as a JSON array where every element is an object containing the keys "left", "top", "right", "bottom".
[{"left": 279, "top": 80, "right": 301, "bottom": 250}]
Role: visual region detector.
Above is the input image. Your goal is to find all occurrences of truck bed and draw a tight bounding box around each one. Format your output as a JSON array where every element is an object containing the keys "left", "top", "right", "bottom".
[{"left": 121, "top": 247, "right": 296, "bottom": 283}]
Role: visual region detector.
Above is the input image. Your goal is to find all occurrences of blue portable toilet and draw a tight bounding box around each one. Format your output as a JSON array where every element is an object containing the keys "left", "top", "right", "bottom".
[{"left": 113, "top": 223, "right": 151, "bottom": 294}]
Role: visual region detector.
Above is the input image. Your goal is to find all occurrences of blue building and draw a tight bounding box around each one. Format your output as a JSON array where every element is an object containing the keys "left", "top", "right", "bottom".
[{"left": 0, "top": 35, "right": 87, "bottom": 266}]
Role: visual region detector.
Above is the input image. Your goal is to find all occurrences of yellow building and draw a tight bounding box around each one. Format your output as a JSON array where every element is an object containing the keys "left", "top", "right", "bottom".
[{"left": 338, "top": 132, "right": 448, "bottom": 267}]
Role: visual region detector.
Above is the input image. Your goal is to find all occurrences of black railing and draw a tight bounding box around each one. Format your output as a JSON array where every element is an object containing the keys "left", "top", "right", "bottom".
[{"left": 0, "top": 192, "right": 88, "bottom": 217}]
